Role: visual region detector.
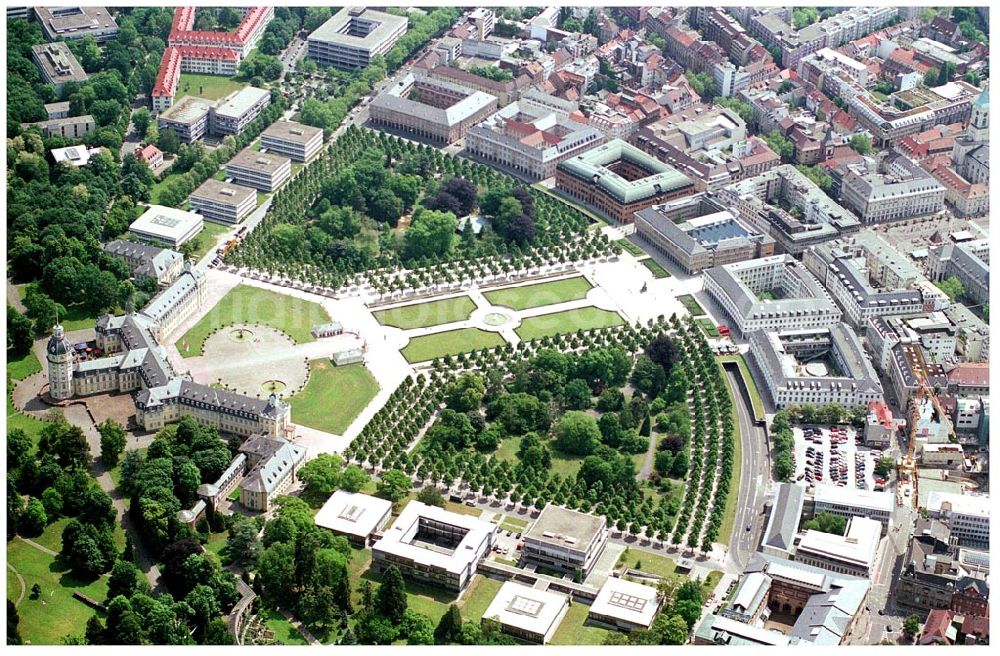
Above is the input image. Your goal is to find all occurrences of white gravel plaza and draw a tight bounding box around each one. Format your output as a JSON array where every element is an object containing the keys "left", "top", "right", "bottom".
[
  {"left": 792, "top": 425, "right": 884, "bottom": 491},
  {"left": 161, "top": 230, "right": 708, "bottom": 456}
]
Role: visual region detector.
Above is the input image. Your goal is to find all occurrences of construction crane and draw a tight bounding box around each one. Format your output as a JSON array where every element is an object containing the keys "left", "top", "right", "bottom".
[{"left": 902, "top": 346, "right": 948, "bottom": 510}]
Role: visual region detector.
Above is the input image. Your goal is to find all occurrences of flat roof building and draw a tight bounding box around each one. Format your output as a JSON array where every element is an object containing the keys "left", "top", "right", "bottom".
[
  {"left": 926, "top": 491, "right": 990, "bottom": 548},
  {"left": 555, "top": 139, "right": 695, "bottom": 223},
  {"left": 129, "top": 205, "right": 204, "bottom": 248},
  {"left": 188, "top": 178, "right": 257, "bottom": 225},
  {"left": 589, "top": 576, "right": 660, "bottom": 631},
  {"left": 158, "top": 96, "right": 212, "bottom": 143},
  {"left": 50, "top": 145, "right": 102, "bottom": 168},
  {"left": 308, "top": 7, "right": 408, "bottom": 70},
  {"left": 210, "top": 86, "right": 271, "bottom": 137},
  {"left": 22, "top": 115, "right": 95, "bottom": 140},
  {"left": 314, "top": 490, "right": 392, "bottom": 547},
  {"left": 370, "top": 72, "right": 499, "bottom": 145},
  {"left": 44, "top": 101, "right": 71, "bottom": 120},
  {"left": 522, "top": 503, "right": 608, "bottom": 578},
  {"left": 695, "top": 614, "right": 798, "bottom": 646},
  {"left": 226, "top": 147, "right": 291, "bottom": 193},
  {"left": 372, "top": 501, "right": 495, "bottom": 591},
  {"left": 260, "top": 120, "right": 324, "bottom": 162},
  {"left": 635, "top": 194, "right": 775, "bottom": 274},
  {"left": 703, "top": 254, "right": 841, "bottom": 337},
  {"left": 31, "top": 42, "right": 88, "bottom": 93},
  {"left": 794, "top": 516, "right": 882, "bottom": 578},
  {"left": 812, "top": 483, "right": 894, "bottom": 533},
  {"left": 482, "top": 581, "right": 569, "bottom": 644},
  {"left": 34, "top": 6, "right": 118, "bottom": 43}
]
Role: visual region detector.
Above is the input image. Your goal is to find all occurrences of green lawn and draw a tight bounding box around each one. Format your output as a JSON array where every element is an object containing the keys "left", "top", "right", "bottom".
[
  {"left": 349, "top": 547, "right": 454, "bottom": 624},
  {"left": 175, "top": 73, "right": 247, "bottom": 102},
  {"left": 7, "top": 539, "right": 109, "bottom": 645},
  {"left": 494, "top": 435, "right": 583, "bottom": 478},
  {"left": 290, "top": 361, "right": 379, "bottom": 435},
  {"left": 204, "top": 530, "right": 229, "bottom": 559},
  {"left": 401, "top": 328, "right": 506, "bottom": 363},
  {"left": 640, "top": 258, "right": 671, "bottom": 279},
  {"left": 616, "top": 239, "right": 646, "bottom": 256},
  {"left": 550, "top": 602, "right": 611, "bottom": 645},
  {"left": 697, "top": 317, "right": 720, "bottom": 337},
  {"left": 515, "top": 307, "right": 624, "bottom": 341},
  {"left": 30, "top": 517, "right": 73, "bottom": 554},
  {"left": 483, "top": 276, "right": 592, "bottom": 311},
  {"left": 677, "top": 294, "right": 706, "bottom": 317},
  {"left": 61, "top": 304, "right": 101, "bottom": 332},
  {"left": 187, "top": 221, "right": 231, "bottom": 261},
  {"left": 620, "top": 548, "right": 722, "bottom": 599},
  {"left": 176, "top": 284, "right": 332, "bottom": 357},
  {"left": 499, "top": 516, "right": 529, "bottom": 533},
  {"left": 258, "top": 606, "right": 309, "bottom": 645},
  {"left": 7, "top": 396, "right": 48, "bottom": 448},
  {"left": 8, "top": 350, "right": 41, "bottom": 381},
  {"left": 373, "top": 296, "right": 476, "bottom": 329},
  {"left": 457, "top": 575, "right": 503, "bottom": 621}
]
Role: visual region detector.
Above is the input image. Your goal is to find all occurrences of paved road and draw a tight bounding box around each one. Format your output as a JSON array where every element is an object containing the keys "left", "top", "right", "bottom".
[{"left": 723, "top": 367, "right": 770, "bottom": 571}]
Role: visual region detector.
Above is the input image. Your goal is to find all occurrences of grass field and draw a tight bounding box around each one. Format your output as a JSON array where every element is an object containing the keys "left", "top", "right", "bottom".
[
  {"left": 499, "top": 516, "right": 529, "bottom": 533},
  {"left": 619, "top": 548, "right": 722, "bottom": 598},
  {"left": 494, "top": 435, "right": 584, "bottom": 478},
  {"left": 550, "top": 602, "right": 611, "bottom": 645},
  {"left": 373, "top": 296, "right": 476, "bottom": 329},
  {"left": 515, "top": 307, "right": 624, "bottom": 341},
  {"left": 7, "top": 396, "right": 48, "bottom": 448},
  {"left": 259, "top": 606, "right": 309, "bottom": 645},
  {"left": 401, "top": 328, "right": 505, "bottom": 363},
  {"left": 188, "top": 221, "right": 231, "bottom": 261},
  {"left": 617, "top": 239, "right": 646, "bottom": 256},
  {"left": 483, "top": 276, "right": 593, "bottom": 311},
  {"left": 176, "top": 285, "right": 332, "bottom": 357},
  {"left": 175, "top": 73, "right": 247, "bottom": 102},
  {"left": 290, "top": 361, "right": 379, "bottom": 435},
  {"left": 457, "top": 575, "right": 503, "bottom": 621},
  {"left": 349, "top": 547, "right": 455, "bottom": 624},
  {"left": 61, "top": 304, "right": 102, "bottom": 332},
  {"left": 641, "top": 258, "right": 671, "bottom": 279},
  {"left": 697, "top": 317, "right": 720, "bottom": 337},
  {"left": 677, "top": 294, "right": 706, "bottom": 317},
  {"left": 7, "top": 539, "right": 109, "bottom": 645},
  {"left": 8, "top": 350, "right": 41, "bottom": 381},
  {"left": 719, "top": 355, "right": 765, "bottom": 421}
]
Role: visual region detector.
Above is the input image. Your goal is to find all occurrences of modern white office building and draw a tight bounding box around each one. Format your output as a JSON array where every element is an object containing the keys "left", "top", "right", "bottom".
[
  {"left": 522, "top": 504, "right": 609, "bottom": 578},
  {"left": 794, "top": 516, "right": 882, "bottom": 578},
  {"left": 371, "top": 501, "right": 495, "bottom": 591},
  {"left": 314, "top": 490, "right": 393, "bottom": 547},
  {"left": 811, "top": 484, "right": 894, "bottom": 533},
  {"left": 31, "top": 42, "right": 88, "bottom": 93},
  {"left": 210, "top": 87, "right": 271, "bottom": 137},
  {"left": 307, "top": 7, "right": 408, "bottom": 70},
  {"left": 34, "top": 6, "right": 119, "bottom": 42},
  {"left": 589, "top": 576, "right": 661, "bottom": 631},
  {"left": 157, "top": 96, "right": 212, "bottom": 143},
  {"left": 128, "top": 205, "right": 204, "bottom": 248},
  {"left": 482, "top": 581, "right": 569, "bottom": 644},
  {"left": 926, "top": 491, "right": 990, "bottom": 548},
  {"left": 260, "top": 120, "right": 324, "bottom": 162},
  {"left": 226, "top": 147, "right": 291, "bottom": 193},
  {"left": 188, "top": 179, "right": 257, "bottom": 225}
]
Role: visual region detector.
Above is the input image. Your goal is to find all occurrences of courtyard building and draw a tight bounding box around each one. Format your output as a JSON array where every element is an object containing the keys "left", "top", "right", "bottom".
[
  {"left": 521, "top": 503, "right": 609, "bottom": 579},
  {"left": 157, "top": 96, "right": 212, "bottom": 143},
  {"left": 811, "top": 483, "right": 893, "bottom": 534},
  {"left": 34, "top": 6, "right": 118, "bottom": 43},
  {"left": 210, "top": 86, "right": 271, "bottom": 137},
  {"left": 702, "top": 255, "right": 841, "bottom": 338},
  {"left": 188, "top": 179, "right": 257, "bottom": 225},
  {"left": 482, "top": 581, "right": 569, "bottom": 644},
  {"left": 314, "top": 491, "right": 393, "bottom": 547},
  {"left": 31, "top": 42, "right": 88, "bottom": 94},
  {"left": 635, "top": 194, "right": 775, "bottom": 274},
  {"left": 307, "top": 7, "right": 408, "bottom": 70},
  {"left": 840, "top": 154, "right": 946, "bottom": 224},
  {"left": 370, "top": 72, "right": 499, "bottom": 145},
  {"left": 260, "top": 120, "right": 324, "bottom": 162},
  {"left": 555, "top": 139, "right": 695, "bottom": 223},
  {"left": 226, "top": 147, "right": 291, "bottom": 193},
  {"left": 588, "top": 576, "right": 661, "bottom": 631},
  {"left": 128, "top": 205, "right": 204, "bottom": 249},
  {"left": 748, "top": 323, "right": 884, "bottom": 409},
  {"left": 371, "top": 501, "right": 496, "bottom": 591}
]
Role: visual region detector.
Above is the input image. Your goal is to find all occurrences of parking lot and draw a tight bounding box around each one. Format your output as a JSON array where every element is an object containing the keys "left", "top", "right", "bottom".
[{"left": 792, "top": 425, "right": 887, "bottom": 491}]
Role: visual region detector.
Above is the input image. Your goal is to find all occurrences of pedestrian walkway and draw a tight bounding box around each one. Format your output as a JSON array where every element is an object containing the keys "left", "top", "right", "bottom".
[{"left": 279, "top": 607, "right": 321, "bottom": 646}]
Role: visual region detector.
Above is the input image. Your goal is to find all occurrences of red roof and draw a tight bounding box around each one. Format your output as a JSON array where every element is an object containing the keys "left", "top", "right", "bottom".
[
  {"left": 868, "top": 401, "right": 894, "bottom": 428},
  {"left": 169, "top": 6, "right": 271, "bottom": 49},
  {"left": 137, "top": 144, "right": 163, "bottom": 163},
  {"left": 920, "top": 609, "right": 954, "bottom": 645},
  {"left": 947, "top": 363, "right": 989, "bottom": 388},
  {"left": 151, "top": 45, "right": 238, "bottom": 99}
]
